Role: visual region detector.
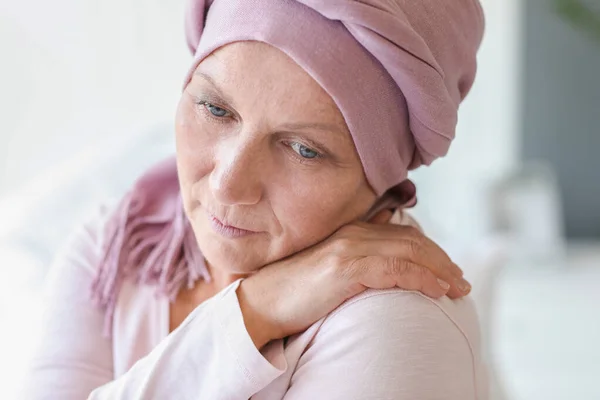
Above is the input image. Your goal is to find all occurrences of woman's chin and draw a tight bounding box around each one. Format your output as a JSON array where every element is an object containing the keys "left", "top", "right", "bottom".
[{"left": 195, "top": 230, "right": 266, "bottom": 275}]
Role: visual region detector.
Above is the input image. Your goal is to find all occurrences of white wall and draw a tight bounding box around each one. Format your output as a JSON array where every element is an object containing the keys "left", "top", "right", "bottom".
[{"left": 0, "top": 0, "right": 189, "bottom": 196}]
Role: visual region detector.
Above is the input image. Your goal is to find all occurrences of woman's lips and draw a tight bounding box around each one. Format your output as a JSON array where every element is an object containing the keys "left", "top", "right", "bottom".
[{"left": 207, "top": 212, "right": 258, "bottom": 238}]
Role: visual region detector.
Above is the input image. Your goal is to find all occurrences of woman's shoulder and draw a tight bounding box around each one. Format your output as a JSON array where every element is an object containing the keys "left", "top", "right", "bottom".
[
  {"left": 297, "top": 289, "right": 485, "bottom": 398},
  {"left": 311, "top": 288, "right": 483, "bottom": 372},
  {"left": 343, "top": 287, "right": 477, "bottom": 334},
  {"left": 322, "top": 288, "right": 480, "bottom": 346},
  {"left": 50, "top": 201, "right": 118, "bottom": 278},
  {"left": 47, "top": 200, "right": 168, "bottom": 338}
]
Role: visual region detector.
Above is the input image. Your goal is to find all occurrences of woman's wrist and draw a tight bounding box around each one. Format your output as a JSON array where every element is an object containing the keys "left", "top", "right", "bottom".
[{"left": 236, "top": 278, "right": 278, "bottom": 350}]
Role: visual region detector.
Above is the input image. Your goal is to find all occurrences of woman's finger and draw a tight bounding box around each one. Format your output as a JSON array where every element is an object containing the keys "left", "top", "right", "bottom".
[
  {"left": 352, "top": 256, "right": 449, "bottom": 299},
  {"left": 389, "top": 259, "right": 450, "bottom": 299},
  {"left": 445, "top": 284, "right": 468, "bottom": 299},
  {"left": 358, "top": 221, "right": 465, "bottom": 279},
  {"left": 403, "top": 233, "right": 471, "bottom": 295},
  {"left": 341, "top": 229, "right": 469, "bottom": 295},
  {"left": 368, "top": 209, "right": 394, "bottom": 225},
  {"left": 380, "top": 226, "right": 469, "bottom": 292}
]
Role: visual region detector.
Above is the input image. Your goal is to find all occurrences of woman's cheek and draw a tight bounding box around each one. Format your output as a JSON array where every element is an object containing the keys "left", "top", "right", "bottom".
[
  {"left": 176, "top": 107, "right": 216, "bottom": 185},
  {"left": 275, "top": 174, "right": 339, "bottom": 237}
]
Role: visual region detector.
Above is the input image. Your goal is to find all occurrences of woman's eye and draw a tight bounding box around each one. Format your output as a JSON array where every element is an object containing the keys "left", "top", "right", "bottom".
[
  {"left": 206, "top": 104, "right": 228, "bottom": 117},
  {"left": 290, "top": 142, "right": 320, "bottom": 159},
  {"left": 199, "top": 101, "right": 230, "bottom": 118}
]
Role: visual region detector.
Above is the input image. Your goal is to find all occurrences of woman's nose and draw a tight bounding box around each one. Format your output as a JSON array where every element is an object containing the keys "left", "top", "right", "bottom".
[{"left": 209, "top": 139, "right": 264, "bottom": 206}]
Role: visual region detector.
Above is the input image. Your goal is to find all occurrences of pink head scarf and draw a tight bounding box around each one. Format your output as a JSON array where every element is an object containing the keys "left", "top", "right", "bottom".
[{"left": 92, "top": 0, "right": 484, "bottom": 334}]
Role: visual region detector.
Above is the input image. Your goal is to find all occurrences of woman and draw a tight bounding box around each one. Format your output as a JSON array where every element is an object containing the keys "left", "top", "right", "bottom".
[{"left": 24, "top": 0, "right": 486, "bottom": 399}]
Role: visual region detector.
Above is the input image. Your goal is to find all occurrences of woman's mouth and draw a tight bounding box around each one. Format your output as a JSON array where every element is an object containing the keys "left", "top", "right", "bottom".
[{"left": 207, "top": 212, "right": 258, "bottom": 238}]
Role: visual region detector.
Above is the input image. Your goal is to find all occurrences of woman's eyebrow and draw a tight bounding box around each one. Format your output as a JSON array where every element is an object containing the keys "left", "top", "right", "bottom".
[
  {"left": 280, "top": 121, "right": 345, "bottom": 137},
  {"left": 195, "top": 69, "right": 346, "bottom": 139},
  {"left": 193, "top": 70, "right": 236, "bottom": 106}
]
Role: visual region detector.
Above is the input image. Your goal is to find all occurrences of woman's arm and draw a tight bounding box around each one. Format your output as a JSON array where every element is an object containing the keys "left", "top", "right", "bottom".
[
  {"left": 22, "top": 208, "right": 114, "bottom": 399},
  {"left": 282, "top": 290, "right": 487, "bottom": 400},
  {"left": 23, "top": 206, "right": 473, "bottom": 399},
  {"left": 88, "top": 279, "right": 286, "bottom": 399},
  {"left": 22, "top": 207, "right": 286, "bottom": 400}
]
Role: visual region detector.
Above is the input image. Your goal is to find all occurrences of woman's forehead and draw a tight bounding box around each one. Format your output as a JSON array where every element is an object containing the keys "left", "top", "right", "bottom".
[{"left": 195, "top": 42, "right": 348, "bottom": 124}]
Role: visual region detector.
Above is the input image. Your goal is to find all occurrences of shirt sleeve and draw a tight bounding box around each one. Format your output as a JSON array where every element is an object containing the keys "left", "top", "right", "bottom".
[
  {"left": 282, "top": 290, "right": 485, "bottom": 400},
  {"left": 22, "top": 206, "right": 286, "bottom": 400}
]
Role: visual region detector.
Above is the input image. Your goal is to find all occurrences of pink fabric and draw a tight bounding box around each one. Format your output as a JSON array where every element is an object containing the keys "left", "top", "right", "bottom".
[
  {"left": 24, "top": 206, "right": 488, "bottom": 399},
  {"left": 90, "top": 158, "right": 212, "bottom": 335},
  {"left": 91, "top": 0, "right": 484, "bottom": 336}
]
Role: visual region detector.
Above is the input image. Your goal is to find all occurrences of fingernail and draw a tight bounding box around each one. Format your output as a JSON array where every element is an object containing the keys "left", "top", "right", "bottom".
[
  {"left": 456, "top": 279, "right": 471, "bottom": 293},
  {"left": 437, "top": 278, "right": 450, "bottom": 290}
]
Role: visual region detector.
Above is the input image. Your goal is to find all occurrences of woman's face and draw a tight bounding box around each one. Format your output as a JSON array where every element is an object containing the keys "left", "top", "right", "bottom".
[{"left": 175, "top": 41, "right": 376, "bottom": 274}]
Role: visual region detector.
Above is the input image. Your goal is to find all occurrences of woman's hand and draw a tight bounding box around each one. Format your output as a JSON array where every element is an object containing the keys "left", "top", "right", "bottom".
[{"left": 237, "top": 210, "right": 471, "bottom": 349}]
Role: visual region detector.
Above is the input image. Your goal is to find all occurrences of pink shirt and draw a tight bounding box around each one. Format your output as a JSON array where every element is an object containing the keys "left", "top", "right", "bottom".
[{"left": 23, "top": 205, "right": 488, "bottom": 399}]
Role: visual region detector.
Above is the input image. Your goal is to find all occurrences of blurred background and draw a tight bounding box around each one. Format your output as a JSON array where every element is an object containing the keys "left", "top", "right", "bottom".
[{"left": 0, "top": 0, "right": 599, "bottom": 398}]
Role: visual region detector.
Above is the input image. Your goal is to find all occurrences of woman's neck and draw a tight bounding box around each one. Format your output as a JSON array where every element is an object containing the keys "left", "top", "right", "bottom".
[{"left": 205, "top": 260, "right": 250, "bottom": 292}]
